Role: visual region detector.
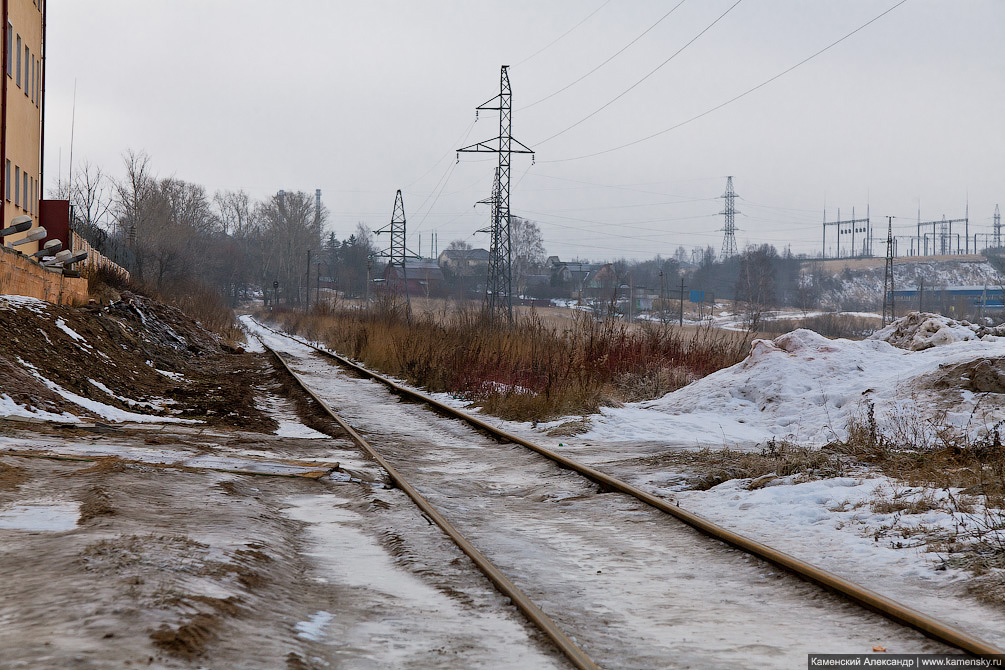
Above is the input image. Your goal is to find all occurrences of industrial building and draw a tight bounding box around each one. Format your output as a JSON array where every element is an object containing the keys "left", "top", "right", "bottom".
[{"left": 2, "top": 0, "right": 45, "bottom": 253}]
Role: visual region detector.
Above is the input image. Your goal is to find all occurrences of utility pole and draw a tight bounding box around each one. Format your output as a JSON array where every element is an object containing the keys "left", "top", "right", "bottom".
[
  {"left": 375, "top": 190, "right": 419, "bottom": 317},
  {"left": 679, "top": 277, "right": 686, "bottom": 327},
  {"left": 457, "top": 65, "right": 535, "bottom": 325},
  {"left": 719, "top": 176, "right": 739, "bottom": 258},
  {"left": 918, "top": 279, "right": 924, "bottom": 313},
  {"left": 882, "top": 217, "right": 895, "bottom": 326},
  {"left": 305, "top": 249, "right": 311, "bottom": 311},
  {"left": 659, "top": 270, "right": 665, "bottom": 323}
]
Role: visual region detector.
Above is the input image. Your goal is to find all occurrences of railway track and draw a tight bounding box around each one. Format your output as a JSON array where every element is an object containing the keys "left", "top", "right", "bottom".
[{"left": 250, "top": 319, "right": 1003, "bottom": 667}]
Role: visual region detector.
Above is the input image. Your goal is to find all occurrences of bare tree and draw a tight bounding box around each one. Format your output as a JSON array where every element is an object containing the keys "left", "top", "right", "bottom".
[
  {"left": 254, "top": 191, "right": 326, "bottom": 304},
  {"left": 213, "top": 189, "right": 253, "bottom": 237},
  {"left": 510, "top": 216, "right": 546, "bottom": 294}
]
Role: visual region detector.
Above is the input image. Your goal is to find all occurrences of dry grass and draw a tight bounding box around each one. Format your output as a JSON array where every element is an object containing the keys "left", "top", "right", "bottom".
[
  {"left": 632, "top": 439, "right": 847, "bottom": 491},
  {"left": 761, "top": 313, "right": 882, "bottom": 340},
  {"left": 265, "top": 301, "right": 751, "bottom": 422},
  {"left": 830, "top": 405, "right": 1005, "bottom": 599},
  {"left": 169, "top": 281, "right": 244, "bottom": 346}
]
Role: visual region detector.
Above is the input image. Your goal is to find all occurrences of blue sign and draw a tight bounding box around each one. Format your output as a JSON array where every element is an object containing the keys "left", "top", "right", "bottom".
[{"left": 689, "top": 290, "right": 705, "bottom": 304}]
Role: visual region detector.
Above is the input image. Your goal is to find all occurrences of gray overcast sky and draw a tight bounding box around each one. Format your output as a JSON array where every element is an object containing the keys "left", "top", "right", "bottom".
[{"left": 44, "top": 1, "right": 1004, "bottom": 261}]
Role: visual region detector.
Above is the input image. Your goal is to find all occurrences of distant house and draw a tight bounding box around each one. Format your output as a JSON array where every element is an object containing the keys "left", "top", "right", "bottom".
[
  {"left": 383, "top": 259, "right": 445, "bottom": 297},
  {"left": 549, "top": 259, "right": 616, "bottom": 299},
  {"left": 583, "top": 264, "right": 618, "bottom": 300},
  {"left": 438, "top": 248, "right": 490, "bottom": 275}
]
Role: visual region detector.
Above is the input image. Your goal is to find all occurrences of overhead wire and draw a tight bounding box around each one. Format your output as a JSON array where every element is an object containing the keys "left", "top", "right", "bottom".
[
  {"left": 534, "top": 0, "right": 746, "bottom": 147},
  {"left": 520, "top": 0, "right": 688, "bottom": 111},
  {"left": 541, "top": 0, "right": 910, "bottom": 163},
  {"left": 512, "top": 0, "right": 612, "bottom": 68},
  {"left": 404, "top": 118, "right": 476, "bottom": 191}
]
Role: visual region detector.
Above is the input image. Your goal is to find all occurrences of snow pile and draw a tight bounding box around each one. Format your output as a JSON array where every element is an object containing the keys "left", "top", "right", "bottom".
[
  {"left": 580, "top": 321, "right": 1005, "bottom": 448},
  {"left": 0, "top": 394, "right": 79, "bottom": 423},
  {"left": 871, "top": 312, "right": 1005, "bottom": 351}
]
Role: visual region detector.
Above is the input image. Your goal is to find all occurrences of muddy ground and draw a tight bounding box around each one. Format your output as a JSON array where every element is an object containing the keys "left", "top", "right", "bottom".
[{"left": 0, "top": 296, "right": 563, "bottom": 669}]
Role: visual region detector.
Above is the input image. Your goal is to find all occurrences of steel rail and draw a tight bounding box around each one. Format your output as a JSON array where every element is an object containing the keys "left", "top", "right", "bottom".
[
  {"left": 265, "top": 344, "right": 600, "bottom": 670},
  {"left": 255, "top": 320, "right": 1005, "bottom": 658}
]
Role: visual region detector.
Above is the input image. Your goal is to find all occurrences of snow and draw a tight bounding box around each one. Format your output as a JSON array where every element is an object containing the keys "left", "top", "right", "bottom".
[
  {"left": 672, "top": 475, "right": 1005, "bottom": 644},
  {"left": 0, "top": 500, "right": 80, "bottom": 531},
  {"left": 255, "top": 394, "right": 330, "bottom": 439},
  {"left": 283, "top": 493, "right": 564, "bottom": 668},
  {"left": 0, "top": 394, "right": 80, "bottom": 423},
  {"left": 0, "top": 435, "right": 334, "bottom": 478},
  {"left": 579, "top": 321, "right": 1005, "bottom": 448},
  {"left": 247, "top": 315, "right": 1005, "bottom": 652},
  {"left": 150, "top": 364, "right": 185, "bottom": 381},
  {"left": 294, "top": 611, "right": 333, "bottom": 641},
  {"left": 0, "top": 294, "right": 49, "bottom": 314},
  {"left": 54, "top": 318, "right": 89, "bottom": 346},
  {"left": 871, "top": 312, "right": 1001, "bottom": 351},
  {"left": 17, "top": 359, "right": 199, "bottom": 424}
]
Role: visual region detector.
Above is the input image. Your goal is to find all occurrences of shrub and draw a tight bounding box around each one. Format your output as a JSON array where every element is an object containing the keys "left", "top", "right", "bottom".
[{"left": 266, "top": 303, "right": 751, "bottom": 422}]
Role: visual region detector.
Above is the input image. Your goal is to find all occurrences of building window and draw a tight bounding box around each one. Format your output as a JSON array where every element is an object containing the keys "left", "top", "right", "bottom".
[
  {"left": 14, "top": 166, "right": 19, "bottom": 207},
  {"left": 16, "top": 34, "right": 21, "bottom": 87},
  {"left": 30, "top": 57, "right": 34, "bottom": 102},
  {"left": 5, "top": 24, "right": 10, "bottom": 77},
  {"left": 4, "top": 160, "right": 9, "bottom": 201},
  {"left": 23, "top": 45, "right": 28, "bottom": 96},
  {"left": 23, "top": 176, "right": 28, "bottom": 212}
]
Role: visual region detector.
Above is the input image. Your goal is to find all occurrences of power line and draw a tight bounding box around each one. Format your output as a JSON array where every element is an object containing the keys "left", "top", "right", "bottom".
[
  {"left": 404, "top": 118, "right": 476, "bottom": 191},
  {"left": 534, "top": 0, "right": 745, "bottom": 147},
  {"left": 520, "top": 0, "right": 688, "bottom": 111},
  {"left": 513, "top": 0, "right": 611, "bottom": 68},
  {"left": 541, "top": 0, "right": 910, "bottom": 163}
]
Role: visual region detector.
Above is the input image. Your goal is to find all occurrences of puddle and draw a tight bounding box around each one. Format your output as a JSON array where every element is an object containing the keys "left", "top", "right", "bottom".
[{"left": 0, "top": 501, "right": 80, "bottom": 531}]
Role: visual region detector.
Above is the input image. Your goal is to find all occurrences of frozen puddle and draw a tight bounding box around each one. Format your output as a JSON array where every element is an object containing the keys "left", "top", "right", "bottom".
[
  {"left": 296, "top": 611, "right": 334, "bottom": 641},
  {"left": 0, "top": 500, "right": 80, "bottom": 531},
  {"left": 258, "top": 394, "right": 329, "bottom": 439}
]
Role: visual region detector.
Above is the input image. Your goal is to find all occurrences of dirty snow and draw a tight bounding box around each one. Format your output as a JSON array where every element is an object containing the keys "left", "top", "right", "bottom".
[
  {"left": 0, "top": 434, "right": 333, "bottom": 478},
  {"left": 245, "top": 316, "right": 1005, "bottom": 654},
  {"left": 256, "top": 394, "right": 330, "bottom": 439},
  {"left": 577, "top": 319, "right": 1005, "bottom": 448},
  {"left": 0, "top": 500, "right": 80, "bottom": 531},
  {"left": 284, "top": 494, "right": 565, "bottom": 668},
  {"left": 25, "top": 368, "right": 199, "bottom": 424}
]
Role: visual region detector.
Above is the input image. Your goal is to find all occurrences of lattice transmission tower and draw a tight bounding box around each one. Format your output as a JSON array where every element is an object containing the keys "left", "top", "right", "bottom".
[
  {"left": 457, "top": 65, "right": 535, "bottom": 324},
  {"left": 374, "top": 190, "right": 418, "bottom": 312},
  {"left": 995, "top": 204, "right": 1001, "bottom": 249},
  {"left": 719, "top": 176, "right": 739, "bottom": 258},
  {"left": 882, "top": 217, "right": 896, "bottom": 326}
]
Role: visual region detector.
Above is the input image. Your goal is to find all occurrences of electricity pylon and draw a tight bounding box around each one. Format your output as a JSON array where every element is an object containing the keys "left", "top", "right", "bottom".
[
  {"left": 457, "top": 65, "right": 535, "bottom": 324},
  {"left": 375, "top": 190, "right": 418, "bottom": 315},
  {"left": 882, "top": 217, "right": 896, "bottom": 326},
  {"left": 719, "top": 176, "right": 739, "bottom": 258},
  {"left": 995, "top": 204, "right": 1001, "bottom": 249},
  {"left": 476, "top": 169, "right": 502, "bottom": 311}
]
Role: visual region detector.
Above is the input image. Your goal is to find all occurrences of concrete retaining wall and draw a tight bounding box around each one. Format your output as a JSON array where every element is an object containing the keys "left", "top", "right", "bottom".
[{"left": 0, "top": 245, "right": 89, "bottom": 305}]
